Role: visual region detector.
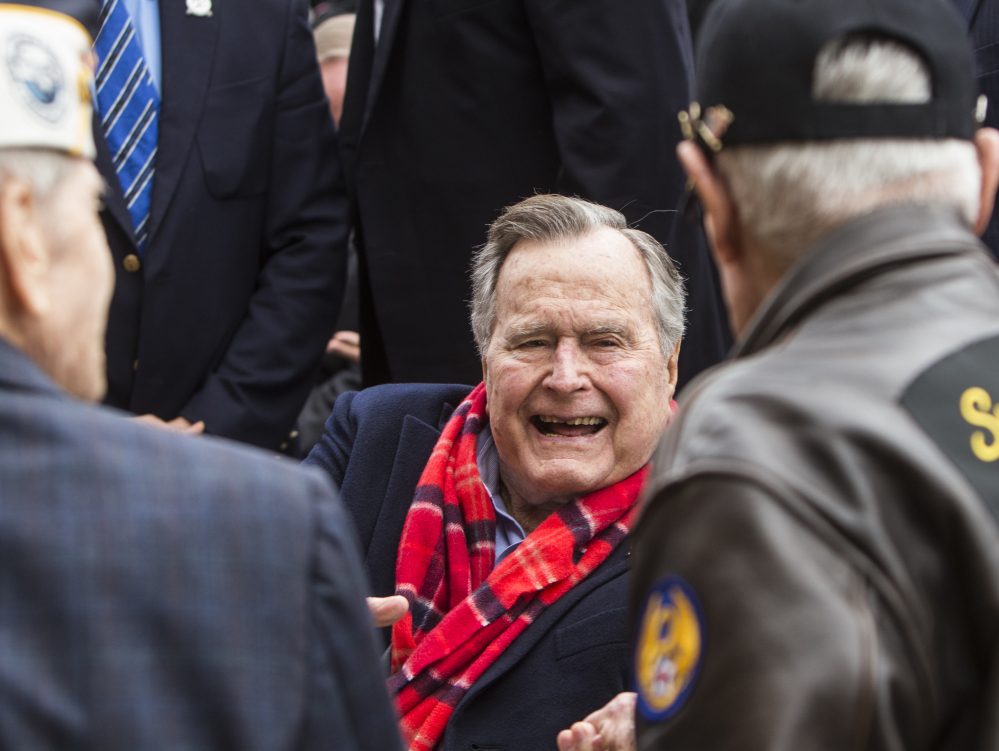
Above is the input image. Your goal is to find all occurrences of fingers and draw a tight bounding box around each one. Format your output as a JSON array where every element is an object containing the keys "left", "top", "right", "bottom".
[
  {"left": 556, "top": 722, "right": 599, "bottom": 751},
  {"left": 333, "top": 331, "right": 360, "bottom": 347},
  {"left": 327, "top": 330, "right": 361, "bottom": 362},
  {"left": 367, "top": 595, "right": 409, "bottom": 628},
  {"left": 132, "top": 414, "right": 204, "bottom": 436},
  {"left": 133, "top": 413, "right": 167, "bottom": 428},
  {"left": 568, "top": 693, "right": 636, "bottom": 751},
  {"left": 168, "top": 417, "right": 205, "bottom": 435}
]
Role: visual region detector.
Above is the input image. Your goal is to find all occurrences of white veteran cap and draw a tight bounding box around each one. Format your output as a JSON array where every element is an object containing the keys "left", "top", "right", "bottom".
[{"left": 0, "top": 2, "right": 95, "bottom": 158}]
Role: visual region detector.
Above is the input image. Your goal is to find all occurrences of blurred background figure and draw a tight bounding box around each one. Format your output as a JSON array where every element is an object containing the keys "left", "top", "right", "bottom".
[
  {"left": 954, "top": 0, "right": 999, "bottom": 257},
  {"left": 0, "top": 2, "right": 400, "bottom": 749},
  {"left": 339, "top": 0, "right": 730, "bottom": 390},
  {"left": 313, "top": 0, "right": 356, "bottom": 126},
  {"left": 296, "top": 0, "right": 363, "bottom": 455},
  {"left": 95, "top": 0, "right": 349, "bottom": 452}
]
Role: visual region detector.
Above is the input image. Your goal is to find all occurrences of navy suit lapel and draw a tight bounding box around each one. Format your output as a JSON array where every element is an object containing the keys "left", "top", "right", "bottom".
[
  {"left": 363, "top": 0, "right": 405, "bottom": 131},
  {"left": 146, "top": 0, "right": 219, "bottom": 246},
  {"left": 366, "top": 411, "right": 443, "bottom": 595},
  {"left": 457, "top": 547, "right": 631, "bottom": 710},
  {"left": 94, "top": 113, "right": 136, "bottom": 248}
]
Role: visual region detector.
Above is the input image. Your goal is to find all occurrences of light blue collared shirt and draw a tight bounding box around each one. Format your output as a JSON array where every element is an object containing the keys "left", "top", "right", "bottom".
[
  {"left": 123, "top": 0, "right": 162, "bottom": 93},
  {"left": 476, "top": 429, "right": 527, "bottom": 565}
]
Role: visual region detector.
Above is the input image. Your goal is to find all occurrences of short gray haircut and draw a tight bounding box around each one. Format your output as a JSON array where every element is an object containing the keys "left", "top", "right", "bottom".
[
  {"left": 716, "top": 36, "right": 980, "bottom": 270},
  {"left": 470, "top": 194, "right": 686, "bottom": 356},
  {"left": 0, "top": 148, "right": 76, "bottom": 204}
]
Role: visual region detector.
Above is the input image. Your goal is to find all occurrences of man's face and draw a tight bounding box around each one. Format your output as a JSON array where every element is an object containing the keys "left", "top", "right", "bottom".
[
  {"left": 38, "top": 161, "right": 113, "bottom": 402},
  {"left": 483, "top": 228, "right": 677, "bottom": 510}
]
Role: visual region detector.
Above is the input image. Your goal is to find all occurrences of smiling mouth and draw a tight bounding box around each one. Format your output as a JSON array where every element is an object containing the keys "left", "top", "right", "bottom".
[{"left": 530, "top": 415, "right": 608, "bottom": 438}]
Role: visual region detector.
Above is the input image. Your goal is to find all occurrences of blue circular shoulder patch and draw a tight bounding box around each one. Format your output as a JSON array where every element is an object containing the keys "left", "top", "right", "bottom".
[{"left": 634, "top": 575, "right": 704, "bottom": 722}]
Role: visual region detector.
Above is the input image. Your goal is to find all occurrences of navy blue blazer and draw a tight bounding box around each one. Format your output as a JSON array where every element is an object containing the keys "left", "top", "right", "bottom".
[
  {"left": 98, "top": 0, "right": 348, "bottom": 450},
  {"left": 0, "top": 340, "right": 399, "bottom": 750},
  {"left": 306, "top": 383, "right": 633, "bottom": 751}
]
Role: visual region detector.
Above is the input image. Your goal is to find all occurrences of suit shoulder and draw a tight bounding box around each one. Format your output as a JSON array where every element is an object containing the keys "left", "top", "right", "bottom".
[
  {"left": 69, "top": 401, "right": 334, "bottom": 510},
  {"left": 347, "top": 382, "right": 474, "bottom": 423}
]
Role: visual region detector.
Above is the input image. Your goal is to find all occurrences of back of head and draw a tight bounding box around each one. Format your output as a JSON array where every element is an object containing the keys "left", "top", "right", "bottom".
[
  {"left": 687, "top": 0, "right": 983, "bottom": 269},
  {"left": 0, "top": 0, "right": 109, "bottom": 401}
]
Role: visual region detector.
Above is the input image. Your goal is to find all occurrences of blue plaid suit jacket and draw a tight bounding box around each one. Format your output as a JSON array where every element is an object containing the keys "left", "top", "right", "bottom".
[{"left": 0, "top": 340, "right": 400, "bottom": 750}]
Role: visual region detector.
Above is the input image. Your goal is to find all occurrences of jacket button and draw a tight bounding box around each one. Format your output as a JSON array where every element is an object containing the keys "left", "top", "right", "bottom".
[{"left": 123, "top": 254, "right": 142, "bottom": 273}]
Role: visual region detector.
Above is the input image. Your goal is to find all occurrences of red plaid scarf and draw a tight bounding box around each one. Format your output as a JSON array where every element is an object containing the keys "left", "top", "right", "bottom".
[{"left": 390, "top": 382, "right": 647, "bottom": 751}]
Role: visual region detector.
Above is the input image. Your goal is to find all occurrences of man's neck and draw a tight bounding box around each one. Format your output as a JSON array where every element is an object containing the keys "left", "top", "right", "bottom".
[{"left": 498, "top": 480, "right": 565, "bottom": 534}]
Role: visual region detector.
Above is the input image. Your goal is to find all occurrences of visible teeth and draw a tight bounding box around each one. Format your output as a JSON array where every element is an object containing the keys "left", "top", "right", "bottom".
[{"left": 538, "top": 416, "right": 605, "bottom": 426}]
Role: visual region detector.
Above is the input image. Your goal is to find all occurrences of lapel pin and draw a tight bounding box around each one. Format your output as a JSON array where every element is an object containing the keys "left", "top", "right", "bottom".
[{"left": 186, "top": 0, "right": 212, "bottom": 17}]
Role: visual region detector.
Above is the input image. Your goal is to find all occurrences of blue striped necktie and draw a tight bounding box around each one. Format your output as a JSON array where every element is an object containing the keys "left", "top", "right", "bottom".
[{"left": 94, "top": 0, "right": 159, "bottom": 253}]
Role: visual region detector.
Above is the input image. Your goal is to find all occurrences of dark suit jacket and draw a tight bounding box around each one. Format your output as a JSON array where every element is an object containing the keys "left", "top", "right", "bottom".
[
  {"left": 0, "top": 340, "right": 400, "bottom": 750},
  {"left": 339, "top": 0, "right": 730, "bottom": 388},
  {"left": 962, "top": 0, "right": 999, "bottom": 257},
  {"left": 98, "top": 0, "right": 348, "bottom": 450},
  {"left": 305, "top": 383, "right": 633, "bottom": 751}
]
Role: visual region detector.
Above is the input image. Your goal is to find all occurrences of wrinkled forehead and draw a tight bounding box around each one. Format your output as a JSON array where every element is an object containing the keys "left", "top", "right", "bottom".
[
  {"left": 498, "top": 228, "right": 651, "bottom": 292},
  {"left": 494, "top": 230, "right": 657, "bottom": 330}
]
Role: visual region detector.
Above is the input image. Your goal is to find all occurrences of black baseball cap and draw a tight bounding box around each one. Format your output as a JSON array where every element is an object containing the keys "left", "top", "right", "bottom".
[{"left": 686, "top": 0, "right": 981, "bottom": 151}]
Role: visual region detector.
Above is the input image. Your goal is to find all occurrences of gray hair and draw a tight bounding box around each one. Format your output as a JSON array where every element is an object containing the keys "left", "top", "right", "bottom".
[
  {"left": 469, "top": 194, "right": 686, "bottom": 356},
  {"left": 716, "top": 37, "right": 980, "bottom": 270},
  {"left": 0, "top": 148, "right": 76, "bottom": 204}
]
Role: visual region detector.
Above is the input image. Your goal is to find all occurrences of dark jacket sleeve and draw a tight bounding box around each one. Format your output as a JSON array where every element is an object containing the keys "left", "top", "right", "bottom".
[
  {"left": 303, "top": 390, "right": 359, "bottom": 489},
  {"left": 631, "top": 473, "right": 926, "bottom": 750},
  {"left": 522, "top": 0, "right": 730, "bottom": 385},
  {"left": 523, "top": 0, "right": 694, "bottom": 243},
  {"left": 181, "top": 0, "right": 348, "bottom": 448},
  {"left": 303, "top": 472, "right": 403, "bottom": 751}
]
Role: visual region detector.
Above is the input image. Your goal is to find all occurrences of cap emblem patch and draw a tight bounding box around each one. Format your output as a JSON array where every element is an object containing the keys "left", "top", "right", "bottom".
[{"left": 6, "top": 34, "right": 66, "bottom": 124}]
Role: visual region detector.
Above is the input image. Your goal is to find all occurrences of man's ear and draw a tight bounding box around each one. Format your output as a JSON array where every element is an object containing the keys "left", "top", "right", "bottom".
[
  {"left": 974, "top": 127, "right": 999, "bottom": 237},
  {"left": 666, "top": 338, "right": 682, "bottom": 392},
  {"left": 676, "top": 141, "right": 742, "bottom": 266},
  {"left": 0, "top": 179, "right": 51, "bottom": 317}
]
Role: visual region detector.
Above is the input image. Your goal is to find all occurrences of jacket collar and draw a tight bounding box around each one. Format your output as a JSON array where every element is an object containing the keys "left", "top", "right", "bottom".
[
  {"left": 733, "top": 204, "right": 986, "bottom": 358},
  {"left": 0, "top": 338, "right": 69, "bottom": 400}
]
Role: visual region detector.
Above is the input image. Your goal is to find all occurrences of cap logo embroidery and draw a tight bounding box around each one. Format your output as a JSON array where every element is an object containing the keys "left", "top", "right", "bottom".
[
  {"left": 635, "top": 575, "right": 704, "bottom": 721},
  {"left": 6, "top": 34, "right": 66, "bottom": 124}
]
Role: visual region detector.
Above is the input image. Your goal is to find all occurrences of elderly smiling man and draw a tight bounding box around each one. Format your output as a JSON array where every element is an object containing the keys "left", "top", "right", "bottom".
[{"left": 305, "top": 193, "right": 685, "bottom": 751}]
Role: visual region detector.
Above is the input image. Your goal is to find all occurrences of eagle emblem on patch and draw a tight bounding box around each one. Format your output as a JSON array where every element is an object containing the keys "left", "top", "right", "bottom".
[
  {"left": 5, "top": 34, "right": 66, "bottom": 124},
  {"left": 634, "top": 575, "right": 704, "bottom": 721}
]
